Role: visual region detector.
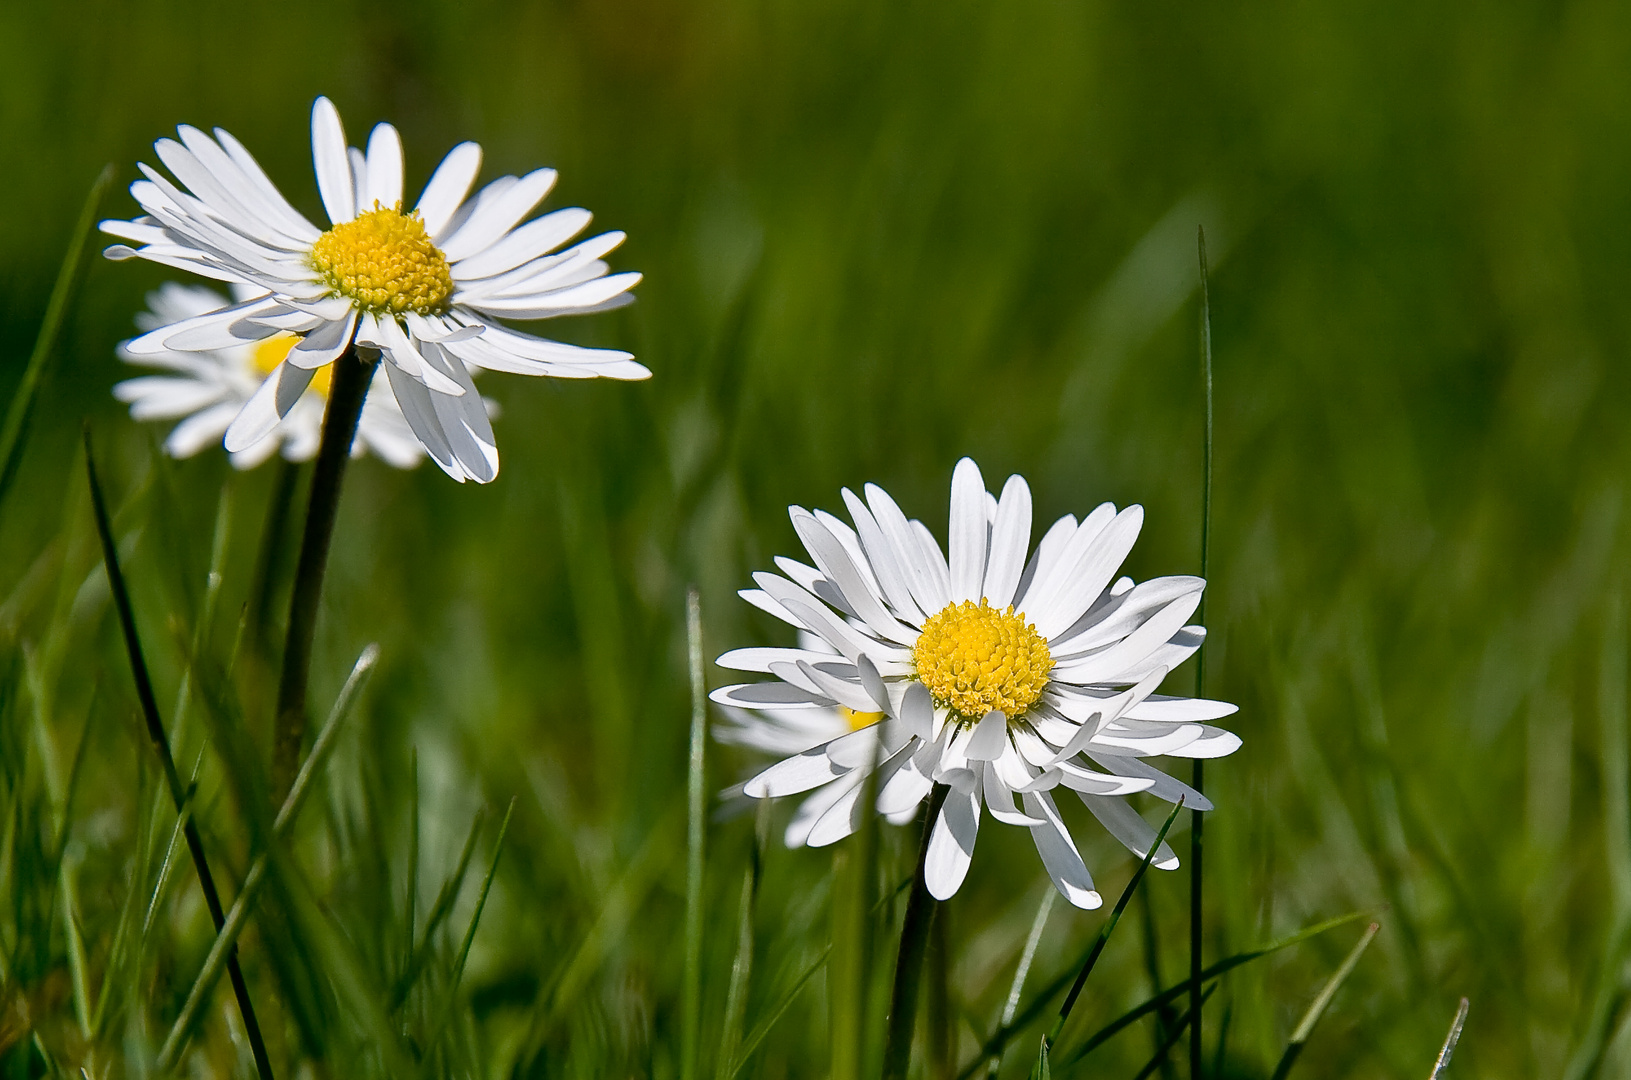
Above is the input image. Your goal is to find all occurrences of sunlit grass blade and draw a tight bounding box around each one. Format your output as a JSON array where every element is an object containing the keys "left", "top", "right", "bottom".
[
  {"left": 84, "top": 427, "right": 274, "bottom": 1080},
  {"left": 154, "top": 644, "right": 379, "bottom": 1072},
  {"left": 1128, "top": 985, "right": 1215, "bottom": 1080},
  {"left": 1045, "top": 911, "right": 1374, "bottom": 1072},
  {"left": 59, "top": 854, "right": 91, "bottom": 1038},
  {"left": 989, "top": 890, "right": 1056, "bottom": 1079},
  {"left": 1268, "top": 921, "right": 1380, "bottom": 1080},
  {"left": 0, "top": 165, "right": 112, "bottom": 514},
  {"left": 1191, "top": 223, "right": 1215, "bottom": 1080},
  {"left": 1429, "top": 997, "right": 1469, "bottom": 1079},
  {"left": 1028, "top": 1034, "right": 1051, "bottom": 1080},
  {"left": 683, "top": 586, "right": 707, "bottom": 1080}
]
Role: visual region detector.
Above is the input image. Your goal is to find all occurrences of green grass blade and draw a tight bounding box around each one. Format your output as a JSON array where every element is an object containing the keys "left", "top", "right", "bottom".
[
  {"left": 730, "top": 945, "right": 832, "bottom": 1079},
  {"left": 716, "top": 802, "right": 766, "bottom": 1080},
  {"left": 0, "top": 164, "right": 112, "bottom": 514},
  {"left": 683, "top": 587, "right": 707, "bottom": 1080},
  {"left": 1268, "top": 921, "right": 1380, "bottom": 1080},
  {"left": 59, "top": 854, "right": 92, "bottom": 1038},
  {"left": 391, "top": 805, "right": 486, "bottom": 1011},
  {"left": 1428, "top": 997, "right": 1469, "bottom": 1079},
  {"left": 424, "top": 796, "right": 516, "bottom": 1055},
  {"left": 1028, "top": 1034, "right": 1051, "bottom": 1080}
]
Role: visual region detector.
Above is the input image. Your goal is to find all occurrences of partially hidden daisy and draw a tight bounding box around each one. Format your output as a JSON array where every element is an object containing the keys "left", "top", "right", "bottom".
[
  {"left": 116, "top": 282, "right": 438, "bottom": 470},
  {"left": 715, "top": 631, "right": 921, "bottom": 847},
  {"left": 710, "top": 458, "right": 1241, "bottom": 909},
  {"left": 100, "top": 96, "right": 646, "bottom": 483}
]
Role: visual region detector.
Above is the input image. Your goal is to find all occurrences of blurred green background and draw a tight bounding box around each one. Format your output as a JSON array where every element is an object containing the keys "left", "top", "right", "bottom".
[{"left": 3, "top": 0, "right": 1630, "bottom": 1075}]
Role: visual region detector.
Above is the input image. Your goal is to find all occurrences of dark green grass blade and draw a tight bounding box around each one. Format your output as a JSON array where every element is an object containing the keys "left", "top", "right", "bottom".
[
  {"left": 1268, "top": 921, "right": 1380, "bottom": 1080},
  {"left": 1128, "top": 985, "right": 1215, "bottom": 1080},
  {"left": 682, "top": 587, "right": 707, "bottom": 1080},
  {"left": 1429, "top": 997, "right": 1469, "bottom": 1078},
  {"left": 84, "top": 427, "right": 274, "bottom": 1080},
  {"left": 1050, "top": 799, "right": 1184, "bottom": 1043},
  {"left": 716, "top": 802, "right": 767, "bottom": 1080},
  {"left": 0, "top": 165, "right": 112, "bottom": 515}
]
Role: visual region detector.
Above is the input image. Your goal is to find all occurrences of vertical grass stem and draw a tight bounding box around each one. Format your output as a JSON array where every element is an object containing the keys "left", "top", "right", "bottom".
[
  {"left": 272, "top": 347, "right": 375, "bottom": 798},
  {"left": 682, "top": 587, "right": 708, "bottom": 1080}
]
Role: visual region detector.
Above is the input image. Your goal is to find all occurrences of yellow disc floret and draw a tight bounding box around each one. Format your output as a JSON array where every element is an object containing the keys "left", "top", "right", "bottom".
[
  {"left": 252, "top": 334, "right": 331, "bottom": 398},
  {"left": 912, "top": 599, "right": 1052, "bottom": 720},
  {"left": 308, "top": 203, "right": 455, "bottom": 316}
]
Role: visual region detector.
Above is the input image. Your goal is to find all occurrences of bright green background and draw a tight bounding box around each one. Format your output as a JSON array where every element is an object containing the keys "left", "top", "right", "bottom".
[{"left": 3, "top": 0, "right": 1629, "bottom": 1075}]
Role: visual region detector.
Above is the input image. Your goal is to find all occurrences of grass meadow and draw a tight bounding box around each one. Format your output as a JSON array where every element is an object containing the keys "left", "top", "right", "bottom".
[{"left": 3, "top": 0, "right": 1630, "bottom": 1076}]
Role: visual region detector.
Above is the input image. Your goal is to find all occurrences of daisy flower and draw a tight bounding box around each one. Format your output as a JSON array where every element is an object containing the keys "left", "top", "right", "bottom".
[
  {"left": 100, "top": 96, "right": 646, "bottom": 483},
  {"left": 710, "top": 458, "right": 1241, "bottom": 909},
  {"left": 715, "top": 632, "right": 920, "bottom": 847},
  {"left": 115, "top": 282, "right": 432, "bottom": 470}
]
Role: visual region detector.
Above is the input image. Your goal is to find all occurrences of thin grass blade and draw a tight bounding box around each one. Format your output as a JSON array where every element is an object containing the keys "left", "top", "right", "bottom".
[
  {"left": 424, "top": 796, "right": 516, "bottom": 1053},
  {"left": 1190, "top": 223, "right": 1215, "bottom": 1080},
  {"left": 1268, "top": 921, "right": 1381, "bottom": 1080},
  {"left": 1126, "top": 985, "right": 1216, "bottom": 1080},
  {"left": 1429, "top": 997, "right": 1469, "bottom": 1079},
  {"left": 989, "top": 890, "right": 1056, "bottom": 1079}
]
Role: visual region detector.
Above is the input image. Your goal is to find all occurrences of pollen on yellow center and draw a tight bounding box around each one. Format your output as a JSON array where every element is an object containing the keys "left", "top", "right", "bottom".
[
  {"left": 308, "top": 203, "right": 454, "bottom": 316},
  {"left": 912, "top": 599, "right": 1052, "bottom": 720},
  {"left": 252, "top": 335, "right": 331, "bottom": 398},
  {"left": 838, "top": 706, "right": 885, "bottom": 732}
]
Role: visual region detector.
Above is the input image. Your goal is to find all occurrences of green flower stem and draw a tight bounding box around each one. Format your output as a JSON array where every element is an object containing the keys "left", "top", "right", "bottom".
[
  {"left": 883, "top": 783, "right": 951, "bottom": 1080},
  {"left": 1191, "top": 225, "right": 1215, "bottom": 1080},
  {"left": 271, "top": 346, "right": 376, "bottom": 798}
]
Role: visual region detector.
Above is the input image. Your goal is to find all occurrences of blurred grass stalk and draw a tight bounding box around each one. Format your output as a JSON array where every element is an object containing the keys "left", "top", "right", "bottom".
[
  {"left": 683, "top": 588, "right": 707, "bottom": 1080},
  {"left": 1267, "top": 921, "right": 1380, "bottom": 1080},
  {"left": 1190, "top": 226, "right": 1214, "bottom": 1080},
  {"left": 0, "top": 165, "right": 112, "bottom": 515},
  {"left": 271, "top": 348, "right": 376, "bottom": 797}
]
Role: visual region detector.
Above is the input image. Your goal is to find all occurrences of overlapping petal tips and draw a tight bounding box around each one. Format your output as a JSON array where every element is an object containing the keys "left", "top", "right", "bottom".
[{"left": 714, "top": 459, "right": 1243, "bottom": 907}]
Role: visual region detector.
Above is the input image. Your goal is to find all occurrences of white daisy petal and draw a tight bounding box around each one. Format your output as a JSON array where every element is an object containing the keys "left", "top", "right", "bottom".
[
  {"left": 310, "top": 97, "right": 355, "bottom": 225},
  {"left": 1023, "top": 790, "right": 1102, "bottom": 909},
  {"left": 163, "top": 400, "right": 240, "bottom": 457},
  {"left": 925, "top": 784, "right": 982, "bottom": 901},
  {"left": 438, "top": 168, "right": 559, "bottom": 263},
  {"left": 285, "top": 310, "right": 358, "bottom": 369},
  {"left": 417, "top": 141, "right": 484, "bottom": 237},
  {"left": 983, "top": 474, "right": 1033, "bottom": 609},
  {"left": 365, "top": 123, "right": 404, "bottom": 209},
  {"left": 1078, "top": 793, "right": 1179, "bottom": 870},
  {"left": 948, "top": 457, "right": 989, "bottom": 602}
]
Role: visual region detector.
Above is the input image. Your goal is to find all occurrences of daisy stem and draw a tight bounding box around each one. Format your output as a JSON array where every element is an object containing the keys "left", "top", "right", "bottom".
[
  {"left": 271, "top": 346, "right": 376, "bottom": 799},
  {"left": 1190, "top": 226, "right": 1215, "bottom": 1080},
  {"left": 883, "top": 783, "right": 951, "bottom": 1080}
]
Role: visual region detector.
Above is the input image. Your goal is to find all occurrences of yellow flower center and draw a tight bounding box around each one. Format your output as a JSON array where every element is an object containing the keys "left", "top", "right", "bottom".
[
  {"left": 838, "top": 707, "right": 885, "bottom": 732},
  {"left": 912, "top": 599, "right": 1052, "bottom": 720},
  {"left": 252, "top": 334, "right": 331, "bottom": 398},
  {"left": 308, "top": 203, "right": 455, "bottom": 316}
]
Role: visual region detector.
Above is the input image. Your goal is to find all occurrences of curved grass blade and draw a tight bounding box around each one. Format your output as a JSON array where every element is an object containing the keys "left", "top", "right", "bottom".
[
  {"left": 1028, "top": 1035, "right": 1051, "bottom": 1080},
  {"left": 85, "top": 427, "right": 274, "bottom": 1080},
  {"left": 716, "top": 801, "right": 768, "bottom": 1080},
  {"left": 0, "top": 165, "right": 113, "bottom": 515},
  {"left": 1268, "top": 921, "right": 1380, "bottom": 1080},
  {"left": 392, "top": 805, "right": 486, "bottom": 1011},
  {"left": 155, "top": 645, "right": 379, "bottom": 1072},
  {"left": 1429, "top": 997, "right": 1469, "bottom": 1079}
]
